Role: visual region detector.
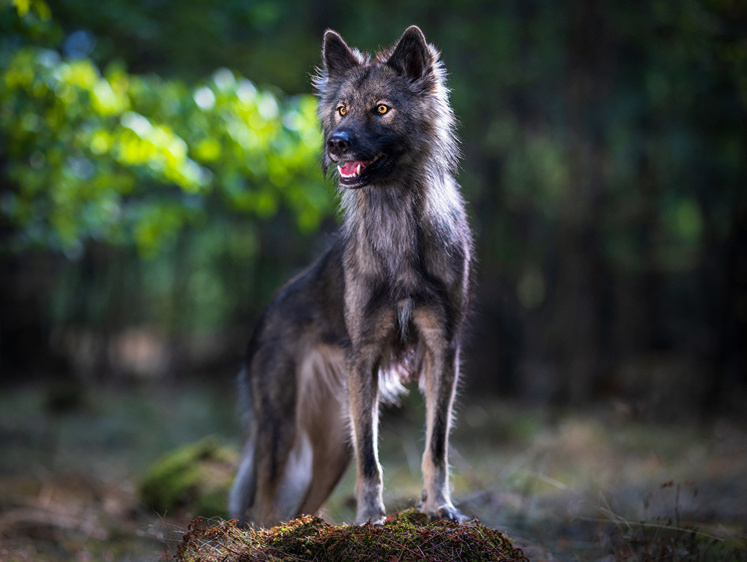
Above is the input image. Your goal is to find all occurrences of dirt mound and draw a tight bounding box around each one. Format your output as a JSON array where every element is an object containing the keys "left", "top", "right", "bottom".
[{"left": 175, "top": 509, "right": 528, "bottom": 561}]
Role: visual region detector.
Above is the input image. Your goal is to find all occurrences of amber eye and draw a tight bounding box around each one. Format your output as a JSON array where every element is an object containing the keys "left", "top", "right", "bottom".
[
  {"left": 376, "top": 104, "right": 389, "bottom": 114},
  {"left": 337, "top": 106, "right": 347, "bottom": 116}
]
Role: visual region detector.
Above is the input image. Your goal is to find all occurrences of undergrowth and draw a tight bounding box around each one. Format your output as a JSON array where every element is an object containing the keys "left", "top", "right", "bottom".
[{"left": 174, "top": 509, "right": 528, "bottom": 561}]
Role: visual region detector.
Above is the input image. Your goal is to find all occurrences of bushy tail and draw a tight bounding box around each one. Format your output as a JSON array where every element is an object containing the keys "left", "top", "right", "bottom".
[{"left": 229, "top": 366, "right": 256, "bottom": 523}]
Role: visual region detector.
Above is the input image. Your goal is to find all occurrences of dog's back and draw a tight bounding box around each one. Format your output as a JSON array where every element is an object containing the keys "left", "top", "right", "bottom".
[{"left": 231, "top": 26, "right": 472, "bottom": 526}]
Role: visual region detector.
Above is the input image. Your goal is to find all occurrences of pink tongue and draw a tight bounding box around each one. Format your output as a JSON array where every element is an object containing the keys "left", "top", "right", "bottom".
[{"left": 340, "top": 161, "right": 369, "bottom": 174}]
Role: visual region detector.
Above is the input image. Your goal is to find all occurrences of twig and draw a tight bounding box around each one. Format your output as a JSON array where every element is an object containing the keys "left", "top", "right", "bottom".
[{"left": 577, "top": 516, "right": 725, "bottom": 543}]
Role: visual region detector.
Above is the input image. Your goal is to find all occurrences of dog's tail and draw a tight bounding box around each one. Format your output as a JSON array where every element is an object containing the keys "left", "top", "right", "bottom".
[{"left": 229, "top": 365, "right": 257, "bottom": 523}]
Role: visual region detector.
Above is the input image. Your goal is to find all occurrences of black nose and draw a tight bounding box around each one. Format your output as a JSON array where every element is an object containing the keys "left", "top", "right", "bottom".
[{"left": 327, "top": 131, "right": 351, "bottom": 158}]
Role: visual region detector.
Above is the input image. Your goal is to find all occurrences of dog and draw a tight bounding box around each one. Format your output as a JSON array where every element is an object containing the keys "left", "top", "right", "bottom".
[{"left": 229, "top": 25, "right": 473, "bottom": 527}]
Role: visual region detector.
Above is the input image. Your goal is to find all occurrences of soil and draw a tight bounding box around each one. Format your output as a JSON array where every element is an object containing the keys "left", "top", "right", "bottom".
[{"left": 1, "top": 381, "right": 745, "bottom": 560}]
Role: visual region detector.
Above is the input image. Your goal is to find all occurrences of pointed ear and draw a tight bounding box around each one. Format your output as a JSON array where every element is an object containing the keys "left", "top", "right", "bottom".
[
  {"left": 323, "top": 30, "right": 360, "bottom": 77},
  {"left": 386, "top": 25, "right": 432, "bottom": 81}
]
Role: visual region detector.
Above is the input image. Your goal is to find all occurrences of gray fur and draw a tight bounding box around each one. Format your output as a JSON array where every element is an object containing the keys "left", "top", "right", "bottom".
[{"left": 230, "top": 25, "right": 473, "bottom": 527}]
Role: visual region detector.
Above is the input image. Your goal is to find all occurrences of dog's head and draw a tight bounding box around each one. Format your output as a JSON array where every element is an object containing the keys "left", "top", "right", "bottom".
[{"left": 314, "top": 26, "right": 455, "bottom": 189}]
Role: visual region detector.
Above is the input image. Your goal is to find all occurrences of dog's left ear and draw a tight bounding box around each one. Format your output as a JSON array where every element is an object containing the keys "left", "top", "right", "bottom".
[
  {"left": 323, "top": 30, "right": 360, "bottom": 77},
  {"left": 386, "top": 26, "right": 433, "bottom": 82}
]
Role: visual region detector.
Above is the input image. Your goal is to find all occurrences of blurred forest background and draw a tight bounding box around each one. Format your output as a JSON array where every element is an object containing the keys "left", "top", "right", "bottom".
[
  {"left": 1, "top": 0, "right": 747, "bottom": 558},
  {"left": 1, "top": 0, "right": 745, "bottom": 415}
]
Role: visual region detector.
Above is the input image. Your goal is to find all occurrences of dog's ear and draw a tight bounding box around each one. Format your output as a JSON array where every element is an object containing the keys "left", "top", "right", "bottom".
[
  {"left": 386, "top": 26, "right": 433, "bottom": 82},
  {"left": 323, "top": 30, "right": 360, "bottom": 77}
]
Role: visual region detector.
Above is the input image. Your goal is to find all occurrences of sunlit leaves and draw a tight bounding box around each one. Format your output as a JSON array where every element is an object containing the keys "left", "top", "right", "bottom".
[
  {"left": 10, "top": 0, "right": 50, "bottom": 22},
  {"left": 0, "top": 42, "right": 329, "bottom": 256}
]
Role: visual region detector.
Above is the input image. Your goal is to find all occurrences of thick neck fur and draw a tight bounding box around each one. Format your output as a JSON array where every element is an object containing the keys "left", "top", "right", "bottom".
[
  {"left": 339, "top": 165, "right": 466, "bottom": 290},
  {"left": 342, "top": 180, "right": 419, "bottom": 278}
]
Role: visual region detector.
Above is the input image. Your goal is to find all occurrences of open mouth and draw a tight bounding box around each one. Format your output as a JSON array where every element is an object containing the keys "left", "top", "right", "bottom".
[{"left": 336, "top": 153, "right": 385, "bottom": 186}]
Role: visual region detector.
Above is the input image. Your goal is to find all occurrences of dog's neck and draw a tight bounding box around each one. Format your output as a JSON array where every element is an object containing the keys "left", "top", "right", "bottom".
[
  {"left": 339, "top": 173, "right": 465, "bottom": 286},
  {"left": 342, "top": 181, "right": 419, "bottom": 272}
]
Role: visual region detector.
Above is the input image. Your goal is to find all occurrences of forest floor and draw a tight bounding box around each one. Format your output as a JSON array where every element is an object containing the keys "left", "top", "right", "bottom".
[{"left": 0, "top": 378, "right": 745, "bottom": 560}]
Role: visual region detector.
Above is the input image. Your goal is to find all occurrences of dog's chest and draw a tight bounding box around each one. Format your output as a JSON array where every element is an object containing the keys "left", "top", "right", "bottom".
[
  {"left": 353, "top": 223, "right": 430, "bottom": 293},
  {"left": 353, "top": 196, "right": 423, "bottom": 277},
  {"left": 344, "top": 186, "right": 463, "bottom": 309}
]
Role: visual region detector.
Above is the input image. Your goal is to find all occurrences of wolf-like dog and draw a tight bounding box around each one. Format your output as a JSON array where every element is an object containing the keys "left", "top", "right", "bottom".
[{"left": 229, "top": 25, "right": 473, "bottom": 526}]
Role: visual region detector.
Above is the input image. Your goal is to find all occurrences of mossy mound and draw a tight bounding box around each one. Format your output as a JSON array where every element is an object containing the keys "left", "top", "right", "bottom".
[
  {"left": 175, "top": 509, "right": 528, "bottom": 561},
  {"left": 140, "top": 436, "right": 237, "bottom": 519}
]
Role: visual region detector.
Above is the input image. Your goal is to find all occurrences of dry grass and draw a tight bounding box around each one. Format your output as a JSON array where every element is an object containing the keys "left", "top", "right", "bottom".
[
  {"left": 1, "top": 384, "right": 746, "bottom": 560},
  {"left": 175, "top": 509, "right": 528, "bottom": 561}
]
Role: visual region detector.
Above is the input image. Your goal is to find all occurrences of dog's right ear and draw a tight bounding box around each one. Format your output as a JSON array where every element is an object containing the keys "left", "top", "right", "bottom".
[
  {"left": 323, "top": 30, "right": 360, "bottom": 77},
  {"left": 386, "top": 26, "right": 432, "bottom": 83}
]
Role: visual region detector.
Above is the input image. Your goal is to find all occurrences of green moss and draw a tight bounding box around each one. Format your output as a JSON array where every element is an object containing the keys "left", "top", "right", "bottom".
[
  {"left": 139, "top": 436, "right": 237, "bottom": 519},
  {"left": 176, "top": 508, "right": 529, "bottom": 561}
]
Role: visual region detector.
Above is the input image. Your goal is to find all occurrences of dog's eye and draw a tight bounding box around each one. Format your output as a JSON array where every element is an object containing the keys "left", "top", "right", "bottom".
[
  {"left": 376, "top": 104, "right": 389, "bottom": 115},
  {"left": 337, "top": 106, "right": 347, "bottom": 116}
]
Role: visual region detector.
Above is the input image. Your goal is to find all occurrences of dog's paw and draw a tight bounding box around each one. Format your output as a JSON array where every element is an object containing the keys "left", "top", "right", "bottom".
[
  {"left": 434, "top": 504, "right": 468, "bottom": 523},
  {"left": 355, "top": 505, "right": 386, "bottom": 525},
  {"left": 419, "top": 501, "right": 468, "bottom": 524}
]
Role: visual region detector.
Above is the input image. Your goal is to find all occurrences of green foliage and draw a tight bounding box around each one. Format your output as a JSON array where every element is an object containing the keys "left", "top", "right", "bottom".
[
  {"left": 139, "top": 436, "right": 237, "bottom": 519},
  {"left": 1, "top": 0, "right": 744, "bottom": 400},
  {"left": 40, "top": 0, "right": 320, "bottom": 90},
  {"left": 0, "top": 2, "right": 330, "bottom": 257}
]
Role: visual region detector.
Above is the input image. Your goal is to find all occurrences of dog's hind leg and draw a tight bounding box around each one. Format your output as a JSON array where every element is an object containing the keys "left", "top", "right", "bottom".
[
  {"left": 229, "top": 349, "right": 307, "bottom": 527},
  {"left": 245, "top": 418, "right": 311, "bottom": 526},
  {"left": 298, "top": 403, "right": 350, "bottom": 513},
  {"left": 295, "top": 345, "right": 351, "bottom": 517},
  {"left": 261, "top": 428, "right": 314, "bottom": 521},
  {"left": 296, "top": 420, "right": 350, "bottom": 517},
  {"left": 249, "top": 377, "right": 311, "bottom": 525},
  {"left": 251, "top": 416, "right": 348, "bottom": 526},
  {"left": 238, "top": 345, "right": 351, "bottom": 527}
]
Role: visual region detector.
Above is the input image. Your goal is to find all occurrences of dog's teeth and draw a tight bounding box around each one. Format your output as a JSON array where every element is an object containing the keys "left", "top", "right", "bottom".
[{"left": 337, "top": 160, "right": 375, "bottom": 179}]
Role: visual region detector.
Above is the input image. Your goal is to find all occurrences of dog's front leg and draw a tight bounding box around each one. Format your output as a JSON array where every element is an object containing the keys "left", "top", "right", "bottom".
[
  {"left": 348, "top": 347, "right": 386, "bottom": 525},
  {"left": 421, "top": 341, "right": 466, "bottom": 522},
  {"left": 415, "top": 309, "right": 467, "bottom": 523}
]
